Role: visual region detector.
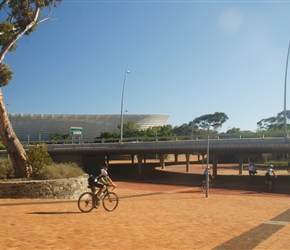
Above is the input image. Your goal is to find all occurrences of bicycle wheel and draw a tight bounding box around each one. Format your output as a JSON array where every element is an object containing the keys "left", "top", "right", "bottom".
[
  {"left": 78, "top": 192, "right": 95, "bottom": 213},
  {"left": 102, "top": 192, "right": 119, "bottom": 212},
  {"left": 264, "top": 181, "right": 271, "bottom": 192}
]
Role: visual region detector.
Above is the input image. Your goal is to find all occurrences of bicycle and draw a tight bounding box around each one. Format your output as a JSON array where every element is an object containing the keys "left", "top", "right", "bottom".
[
  {"left": 249, "top": 170, "right": 258, "bottom": 183},
  {"left": 264, "top": 176, "right": 277, "bottom": 192},
  {"left": 78, "top": 184, "right": 119, "bottom": 213},
  {"left": 201, "top": 178, "right": 213, "bottom": 191}
]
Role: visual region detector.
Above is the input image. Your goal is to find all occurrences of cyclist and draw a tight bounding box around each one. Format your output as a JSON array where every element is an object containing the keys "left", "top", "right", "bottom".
[
  {"left": 265, "top": 165, "right": 276, "bottom": 190},
  {"left": 202, "top": 167, "right": 213, "bottom": 185},
  {"left": 90, "top": 162, "right": 117, "bottom": 200}
]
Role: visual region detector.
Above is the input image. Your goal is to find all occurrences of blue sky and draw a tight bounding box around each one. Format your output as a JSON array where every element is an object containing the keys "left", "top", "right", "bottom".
[{"left": 2, "top": 0, "right": 290, "bottom": 132}]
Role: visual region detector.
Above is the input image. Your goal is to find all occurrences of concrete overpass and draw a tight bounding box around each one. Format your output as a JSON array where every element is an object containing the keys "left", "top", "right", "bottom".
[{"left": 24, "top": 134, "right": 290, "bottom": 176}]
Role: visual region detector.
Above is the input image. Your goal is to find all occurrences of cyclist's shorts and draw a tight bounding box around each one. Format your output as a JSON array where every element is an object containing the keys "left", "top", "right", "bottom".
[
  {"left": 265, "top": 173, "right": 272, "bottom": 181},
  {"left": 92, "top": 182, "right": 104, "bottom": 189}
]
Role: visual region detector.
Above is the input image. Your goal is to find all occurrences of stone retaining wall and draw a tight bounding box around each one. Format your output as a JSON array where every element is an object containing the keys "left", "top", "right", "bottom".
[{"left": 0, "top": 174, "right": 89, "bottom": 199}]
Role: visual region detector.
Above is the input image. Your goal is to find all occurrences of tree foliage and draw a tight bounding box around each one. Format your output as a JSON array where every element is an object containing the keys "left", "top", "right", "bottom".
[
  {"left": 50, "top": 132, "right": 61, "bottom": 143},
  {"left": 26, "top": 143, "right": 53, "bottom": 178},
  {"left": 97, "top": 123, "right": 175, "bottom": 140},
  {"left": 97, "top": 114, "right": 228, "bottom": 140},
  {"left": 257, "top": 110, "right": 290, "bottom": 131},
  {"left": 0, "top": 62, "right": 12, "bottom": 87},
  {"left": 225, "top": 127, "right": 241, "bottom": 134},
  {"left": 96, "top": 109, "right": 290, "bottom": 140},
  {"left": 172, "top": 122, "right": 198, "bottom": 136},
  {"left": 123, "top": 121, "right": 141, "bottom": 137},
  {"left": 192, "top": 112, "right": 229, "bottom": 130},
  {"left": 0, "top": 157, "right": 13, "bottom": 178},
  {"left": 0, "top": 0, "right": 62, "bottom": 63},
  {"left": 95, "top": 110, "right": 290, "bottom": 140}
]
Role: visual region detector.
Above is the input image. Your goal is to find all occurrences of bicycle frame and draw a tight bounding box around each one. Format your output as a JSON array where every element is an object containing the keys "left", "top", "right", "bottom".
[{"left": 91, "top": 184, "right": 114, "bottom": 199}]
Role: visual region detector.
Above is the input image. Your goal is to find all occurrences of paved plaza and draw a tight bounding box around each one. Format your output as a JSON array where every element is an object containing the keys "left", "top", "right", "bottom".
[{"left": 0, "top": 181, "right": 289, "bottom": 250}]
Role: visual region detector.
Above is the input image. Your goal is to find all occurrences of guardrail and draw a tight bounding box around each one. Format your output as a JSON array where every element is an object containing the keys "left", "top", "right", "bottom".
[{"left": 19, "top": 131, "right": 288, "bottom": 146}]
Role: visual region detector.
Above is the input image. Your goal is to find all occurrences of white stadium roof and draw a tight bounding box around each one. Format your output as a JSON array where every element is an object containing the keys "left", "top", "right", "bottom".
[{"left": 8, "top": 114, "right": 169, "bottom": 142}]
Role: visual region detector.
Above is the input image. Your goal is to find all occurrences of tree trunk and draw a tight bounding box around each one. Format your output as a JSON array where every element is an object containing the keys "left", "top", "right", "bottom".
[{"left": 0, "top": 91, "right": 32, "bottom": 178}]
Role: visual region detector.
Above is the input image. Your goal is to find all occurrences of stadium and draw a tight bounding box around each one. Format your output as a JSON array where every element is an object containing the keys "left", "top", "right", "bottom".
[{"left": 8, "top": 113, "right": 169, "bottom": 142}]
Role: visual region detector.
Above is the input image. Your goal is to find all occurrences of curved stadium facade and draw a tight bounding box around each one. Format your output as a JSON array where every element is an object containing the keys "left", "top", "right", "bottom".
[{"left": 8, "top": 114, "right": 169, "bottom": 142}]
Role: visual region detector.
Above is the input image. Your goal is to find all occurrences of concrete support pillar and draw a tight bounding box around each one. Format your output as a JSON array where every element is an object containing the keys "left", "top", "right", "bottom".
[
  {"left": 131, "top": 154, "right": 135, "bottom": 164},
  {"left": 137, "top": 155, "right": 143, "bottom": 176},
  {"left": 174, "top": 154, "right": 178, "bottom": 164},
  {"left": 185, "top": 154, "right": 190, "bottom": 172},
  {"left": 239, "top": 157, "right": 243, "bottom": 175},
  {"left": 159, "top": 154, "right": 165, "bottom": 169}
]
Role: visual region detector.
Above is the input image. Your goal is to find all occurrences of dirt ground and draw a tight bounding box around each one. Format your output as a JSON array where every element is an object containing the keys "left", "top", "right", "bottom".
[{"left": 1, "top": 181, "right": 290, "bottom": 250}]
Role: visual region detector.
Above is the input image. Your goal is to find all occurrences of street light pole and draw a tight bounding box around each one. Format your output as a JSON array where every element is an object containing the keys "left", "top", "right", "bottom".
[
  {"left": 284, "top": 41, "right": 290, "bottom": 142},
  {"left": 206, "top": 126, "right": 210, "bottom": 198},
  {"left": 205, "top": 123, "right": 221, "bottom": 198},
  {"left": 120, "top": 66, "right": 130, "bottom": 144}
]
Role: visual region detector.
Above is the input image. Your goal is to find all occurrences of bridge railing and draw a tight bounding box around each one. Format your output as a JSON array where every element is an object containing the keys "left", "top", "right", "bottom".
[{"left": 19, "top": 131, "right": 287, "bottom": 146}]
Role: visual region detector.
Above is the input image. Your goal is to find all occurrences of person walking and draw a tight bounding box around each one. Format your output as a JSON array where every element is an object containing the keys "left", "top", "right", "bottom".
[
  {"left": 265, "top": 165, "right": 276, "bottom": 190},
  {"left": 249, "top": 163, "right": 257, "bottom": 181}
]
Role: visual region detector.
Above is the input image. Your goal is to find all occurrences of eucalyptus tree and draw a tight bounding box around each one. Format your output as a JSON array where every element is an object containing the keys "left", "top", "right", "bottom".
[
  {"left": 0, "top": 0, "right": 62, "bottom": 177},
  {"left": 193, "top": 112, "right": 229, "bottom": 131},
  {"left": 257, "top": 110, "right": 290, "bottom": 131}
]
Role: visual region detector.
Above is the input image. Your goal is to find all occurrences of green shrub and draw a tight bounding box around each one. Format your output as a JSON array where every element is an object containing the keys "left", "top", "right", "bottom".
[
  {"left": 0, "top": 157, "right": 13, "bottom": 179},
  {"left": 37, "top": 162, "right": 84, "bottom": 180},
  {"left": 265, "top": 160, "right": 288, "bottom": 166},
  {"left": 0, "top": 150, "right": 84, "bottom": 180},
  {"left": 27, "top": 143, "right": 53, "bottom": 177},
  {"left": 0, "top": 141, "right": 6, "bottom": 150}
]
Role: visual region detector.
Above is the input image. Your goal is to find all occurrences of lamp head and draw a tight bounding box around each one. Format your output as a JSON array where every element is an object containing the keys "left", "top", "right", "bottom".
[{"left": 212, "top": 123, "right": 222, "bottom": 129}]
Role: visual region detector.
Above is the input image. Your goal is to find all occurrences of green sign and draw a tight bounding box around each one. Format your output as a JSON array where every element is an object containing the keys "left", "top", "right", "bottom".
[{"left": 70, "top": 127, "right": 83, "bottom": 135}]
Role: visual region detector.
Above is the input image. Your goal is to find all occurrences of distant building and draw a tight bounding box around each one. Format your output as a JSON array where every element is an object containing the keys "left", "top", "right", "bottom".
[{"left": 8, "top": 114, "right": 169, "bottom": 142}]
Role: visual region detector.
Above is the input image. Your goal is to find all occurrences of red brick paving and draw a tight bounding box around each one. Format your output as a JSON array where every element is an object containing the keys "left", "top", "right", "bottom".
[{"left": 1, "top": 181, "right": 290, "bottom": 249}]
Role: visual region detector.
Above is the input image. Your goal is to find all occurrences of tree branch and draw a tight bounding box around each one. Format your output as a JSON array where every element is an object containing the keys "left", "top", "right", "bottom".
[
  {"left": 0, "top": 0, "right": 9, "bottom": 10},
  {"left": 0, "top": 6, "right": 40, "bottom": 62}
]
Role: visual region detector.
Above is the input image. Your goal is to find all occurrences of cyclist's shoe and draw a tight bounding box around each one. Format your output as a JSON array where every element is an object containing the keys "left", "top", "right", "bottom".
[{"left": 95, "top": 198, "right": 100, "bottom": 208}]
